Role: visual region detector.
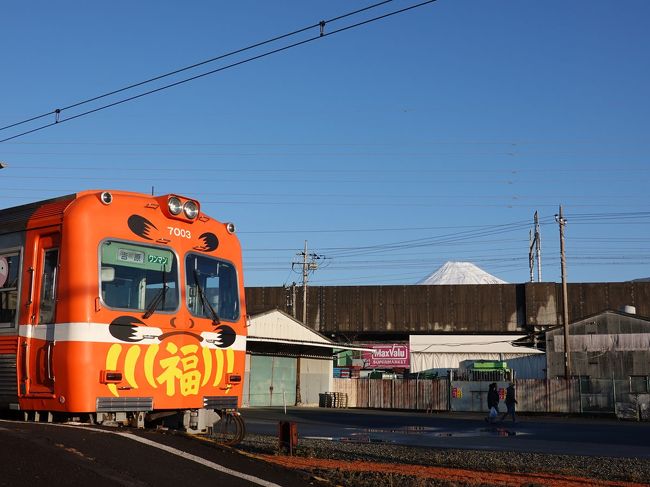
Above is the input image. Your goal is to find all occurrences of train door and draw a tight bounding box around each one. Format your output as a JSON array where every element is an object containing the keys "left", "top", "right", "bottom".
[{"left": 24, "top": 233, "right": 59, "bottom": 396}]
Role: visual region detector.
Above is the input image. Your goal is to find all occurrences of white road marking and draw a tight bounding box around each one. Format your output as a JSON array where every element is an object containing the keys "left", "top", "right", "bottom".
[
  {"left": 13, "top": 422, "right": 282, "bottom": 487},
  {"left": 112, "top": 431, "right": 283, "bottom": 487}
]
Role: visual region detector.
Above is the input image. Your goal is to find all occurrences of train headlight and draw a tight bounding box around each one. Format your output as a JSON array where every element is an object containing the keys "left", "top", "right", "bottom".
[
  {"left": 100, "top": 191, "right": 113, "bottom": 205},
  {"left": 168, "top": 197, "right": 183, "bottom": 215},
  {"left": 183, "top": 200, "right": 199, "bottom": 220}
]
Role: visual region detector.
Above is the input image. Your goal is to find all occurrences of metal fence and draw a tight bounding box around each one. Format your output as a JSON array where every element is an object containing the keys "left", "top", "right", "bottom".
[{"left": 579, "top": 377, "right": 650, "bottom": 414}]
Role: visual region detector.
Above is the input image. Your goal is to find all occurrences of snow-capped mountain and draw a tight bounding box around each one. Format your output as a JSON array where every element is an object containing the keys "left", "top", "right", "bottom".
[{"left": 417, "top": 261, "right": 507, "bottom": 285}]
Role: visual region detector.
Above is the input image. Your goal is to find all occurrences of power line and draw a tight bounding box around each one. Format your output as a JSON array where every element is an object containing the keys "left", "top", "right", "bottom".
[
  {"left": 0, "top": 0, "right": 437, "bottom": 143},
  {"left": 5, "top": 163, "right": 650, "bottom": 175},
  {"left": 0, "top": 1, "right": 396, "bottom": 134},
  {"left": 6, "top": 137, "right": 650, "bottom": 146}
]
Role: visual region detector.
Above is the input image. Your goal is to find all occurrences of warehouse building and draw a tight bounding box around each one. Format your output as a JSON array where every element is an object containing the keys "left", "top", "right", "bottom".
[
  {"left": 545, "top": 308, "right": 650, "bottom": 382},
  {"left": 243, "top": 309, "right": 368, "bottom": 407}
]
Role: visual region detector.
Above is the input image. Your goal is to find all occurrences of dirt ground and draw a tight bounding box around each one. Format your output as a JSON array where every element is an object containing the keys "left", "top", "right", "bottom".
[{"left": 260, "top": 454, "right": 649, "bottom": 487}]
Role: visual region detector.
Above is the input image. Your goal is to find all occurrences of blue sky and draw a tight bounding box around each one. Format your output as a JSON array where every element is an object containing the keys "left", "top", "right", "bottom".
[{"left": 1, "top": 1, "right": 649, "bottom": 286}]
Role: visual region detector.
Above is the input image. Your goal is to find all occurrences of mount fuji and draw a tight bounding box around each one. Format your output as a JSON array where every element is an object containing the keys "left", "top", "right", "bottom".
[{"left": 417, "top": 261, "right": 507, "bottom": 285}]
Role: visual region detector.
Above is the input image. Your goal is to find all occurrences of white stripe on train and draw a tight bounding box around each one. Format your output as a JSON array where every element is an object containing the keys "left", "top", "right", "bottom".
[{"left": 18, "top": 323, "right": 246, "bottom": 351}]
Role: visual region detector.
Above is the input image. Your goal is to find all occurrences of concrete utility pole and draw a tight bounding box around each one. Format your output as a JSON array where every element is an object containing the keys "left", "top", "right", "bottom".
[
  {"left": 302, "top": 240, "right": 309, "bottom": 323},
  {"left": 292, "top": 241, "right": 320, "bottom": 325},
  {"left": 555, "top": 206, "right": 570, "bottom": 379},
  {"left": 535, "top": 211, "right": 542, "bottom": 282},
  {"left": 292, "top": 241, "right": 321, "bottom": 407},
  {"left": 529, "top": 211, "right": 543, "bottom": 283},
  {"left": 529, "top": 229, "right": 535, "bottom": 282},
  {"left": 291, "top": 282, "right": 297, "bottom": 318}
]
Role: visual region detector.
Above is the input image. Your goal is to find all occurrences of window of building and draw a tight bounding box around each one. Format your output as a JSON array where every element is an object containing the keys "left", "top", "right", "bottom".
[
  {"left": 587, "top": 351, "right": 600, "bottom": 365},
  {"left": 0, "top": 251, "right": 20, "bottom": 328},
  {"left": 630, "top": 376, "right": 649, "bottom": 394},
  {"left": 578, "top": 375, "right": 592, "bottom": 393}
]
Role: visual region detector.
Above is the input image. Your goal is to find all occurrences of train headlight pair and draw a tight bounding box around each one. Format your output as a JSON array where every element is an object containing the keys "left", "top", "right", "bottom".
[{"left": 168, "top": 197, "right": 199, "bottom": 220}]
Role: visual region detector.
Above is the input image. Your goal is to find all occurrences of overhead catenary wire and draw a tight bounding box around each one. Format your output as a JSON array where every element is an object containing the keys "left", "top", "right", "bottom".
[
  {"left": 0, "top": 1, "right": 395, "bottom": 134},
  {"left": 0, "top": 0, "right": 438, "bottom": 143}
]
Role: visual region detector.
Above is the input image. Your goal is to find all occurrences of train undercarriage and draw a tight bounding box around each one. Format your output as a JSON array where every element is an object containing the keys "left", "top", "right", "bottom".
[{"left": 13, "top": 407, "right": 247, "bottom": 446}]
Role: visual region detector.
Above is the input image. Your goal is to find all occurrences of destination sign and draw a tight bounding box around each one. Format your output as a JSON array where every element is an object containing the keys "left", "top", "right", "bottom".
[{"left": 102, "top": 241, "right": 173, "bottom": 273}]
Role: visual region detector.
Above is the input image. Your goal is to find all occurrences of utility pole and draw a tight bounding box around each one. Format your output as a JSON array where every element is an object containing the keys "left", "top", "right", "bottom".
[
  {"left": 535, "top": 211, "right": 542, "bottom": 282},
  {"left": 555, "top": 206, "right": 570, "bottom": 379},
  {"left": 528, "top": 211, "right": 543, "bottom": 282},
  {"left": 302, "top": 240, "right": 309, "bottom": 324},
  {"left": 529, "top": 229, "right": 535, "bottom": 282},
  {"left": 284, "top": 282, "right": 297, "bottom": 318},
  {"left": 292, "top": 241, "right": 321, "bottom": 407},
  {"left": 291, "top": 241, "right": 321, "bottom": 325}
]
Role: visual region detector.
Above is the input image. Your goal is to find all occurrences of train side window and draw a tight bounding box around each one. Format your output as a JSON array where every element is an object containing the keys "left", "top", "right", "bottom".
[
  {"left": 38, "top": 249, "right": 59, "bottom": 325},
  {"left": 0, "top": 251, "right": 20, "bottom": 328}
]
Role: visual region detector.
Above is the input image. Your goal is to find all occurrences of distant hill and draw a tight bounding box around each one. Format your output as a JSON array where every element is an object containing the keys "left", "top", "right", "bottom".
[{"left": 417, "top": 261, "right": 507, "bottom": 285}]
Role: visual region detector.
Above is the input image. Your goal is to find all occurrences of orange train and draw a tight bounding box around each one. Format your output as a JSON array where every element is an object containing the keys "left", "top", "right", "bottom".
[{"left": 0, "top": 190, "right": 247, "bottom": 428}]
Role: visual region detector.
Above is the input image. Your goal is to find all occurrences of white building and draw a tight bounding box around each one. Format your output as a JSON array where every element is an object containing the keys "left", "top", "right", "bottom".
[
  {"left": 244, "top": 309, "right": 368, "bottom": 406},
  {"left": 409, "top": 334, "right": 545, "bottom": 379}
]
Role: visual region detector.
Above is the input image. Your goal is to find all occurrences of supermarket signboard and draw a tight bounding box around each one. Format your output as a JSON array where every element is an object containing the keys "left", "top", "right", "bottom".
[{"left": 362, "top": 343, "right": 410, "bottom": 368}]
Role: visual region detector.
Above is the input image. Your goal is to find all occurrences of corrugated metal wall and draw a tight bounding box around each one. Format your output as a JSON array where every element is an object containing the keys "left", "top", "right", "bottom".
[
  {"left": 246, "top": 282, "right": 650, "bottom": 335},
  {"left": 546, "top": 312, "right": 650, "bottom": 379}
]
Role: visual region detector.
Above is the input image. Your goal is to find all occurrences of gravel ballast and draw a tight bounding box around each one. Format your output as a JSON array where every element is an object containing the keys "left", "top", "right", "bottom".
[{"left": 232, "top": 433, "right": 650, "bottom": 486}]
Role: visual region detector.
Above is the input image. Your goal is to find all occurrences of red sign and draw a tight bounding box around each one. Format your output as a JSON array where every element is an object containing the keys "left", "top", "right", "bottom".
[{"left": 362, "top": 343, "right": 410, "bottom": 368}]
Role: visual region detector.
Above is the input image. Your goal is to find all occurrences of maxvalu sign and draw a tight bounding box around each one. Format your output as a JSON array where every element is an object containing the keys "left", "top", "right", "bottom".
[{"left": 362, "top": 343, "right": 410, "bottom": 368}]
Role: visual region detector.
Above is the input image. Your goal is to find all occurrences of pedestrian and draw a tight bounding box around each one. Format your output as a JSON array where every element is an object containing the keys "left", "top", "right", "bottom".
[
  {"left": 501, "top": 383, "right": 518, "bottom": 423},
  {"left": 485, "top": 382, "right": 499, "bottom": 423}
]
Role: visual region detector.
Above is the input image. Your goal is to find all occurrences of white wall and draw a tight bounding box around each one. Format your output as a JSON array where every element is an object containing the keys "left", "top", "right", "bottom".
[
  {"left": 299, "top": 357, "right": 333, "bottom": 406},
  {"left": 242, "top": 354, "right": 333, "bottom": 407}
]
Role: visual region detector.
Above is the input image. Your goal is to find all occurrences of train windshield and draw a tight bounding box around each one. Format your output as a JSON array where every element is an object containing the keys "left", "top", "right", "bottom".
[
  {"left": 186, "top": 254, "right": 239, "bottom": 322},
  {"left": 100, "top": 240, "right": 179, "bottom": 313}
]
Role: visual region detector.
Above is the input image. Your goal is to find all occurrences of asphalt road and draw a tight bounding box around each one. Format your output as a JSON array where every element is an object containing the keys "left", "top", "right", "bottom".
[
  {"left": 2, "top": 408, "right": 648, "bottom": 487},
  {"left": 241, "top": 407, "right": 650, "bottom": 459},
  {"left": 0, "top": 419, "right": 315, "bottom": 487}
]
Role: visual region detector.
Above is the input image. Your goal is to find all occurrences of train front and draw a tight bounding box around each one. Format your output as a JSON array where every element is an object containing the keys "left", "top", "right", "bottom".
[{"left": 59, "top": 190, "right": 247, "bottom": 428}]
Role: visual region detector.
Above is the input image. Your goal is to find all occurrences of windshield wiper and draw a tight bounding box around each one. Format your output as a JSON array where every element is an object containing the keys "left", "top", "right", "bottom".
[
  {"left": 193, "top": 269, "right": 221, "bottom": 325},
  {"left": 143, "top": 270, "right": 168, "bottom": 319},
  {"left": 143, "top": 284, "right": 168, "bottom": 319}
]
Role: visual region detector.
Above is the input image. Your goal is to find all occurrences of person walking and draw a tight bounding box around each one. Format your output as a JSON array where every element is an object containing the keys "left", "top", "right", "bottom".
[
  {"left": 501, "top": 383, "right": 518, "bottom": 423},
  {"left": 485, "top": 382, "right": 499, "bottom": 423}
]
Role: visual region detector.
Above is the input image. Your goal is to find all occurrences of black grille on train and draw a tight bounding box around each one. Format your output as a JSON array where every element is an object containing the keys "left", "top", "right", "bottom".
[
  {"left": 0, "top": 355, "right": 18, "bottom": 399},
  {"left": 96, "top": 397, "right": 153, "bottom": 412},
  {"left": 203, "top": 396, "right": 238, "bottom": 410}
]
